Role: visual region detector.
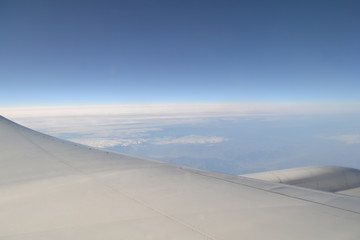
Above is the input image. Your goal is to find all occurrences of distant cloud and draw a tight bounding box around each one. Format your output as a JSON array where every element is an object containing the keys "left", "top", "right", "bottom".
[
  {"left": 329, "top": 134, "right": 360, "bottom": 144},
  {"left": 70, "top": 138, "right": 147, "bottom": 148},
  {"left": 2, "top": 103, "right": 360, "bottom": 150},
  {"left": 70, "top": 135, "right": 228, "bottom": 148},
  {"left": 151, "top": 135, "right": 228, "bottom": 145},
  {"left": 3, "top": 103, "right": 360, "bottom": 137},
  {"left": 2, "top": 103, "right": 360, "bottom": 120}
]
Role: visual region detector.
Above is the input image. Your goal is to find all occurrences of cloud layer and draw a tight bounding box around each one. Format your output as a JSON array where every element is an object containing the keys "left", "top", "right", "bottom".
[
  {"left": 70, "top": 138, "right": 147, "bottom": 148},
  {"left": 330, "top": 134, "right": 360, "bottom": 144},
  {"left": 70, "top": 135, "right": 228, "bottom": 148},
  {"left": 2, "top": 102, "right": 360, "bottom": 119},
  {"left": 2, "top": 104, "right": 360, "bottom": 174},
  {"left": 151, "top": 135, "right": 228, "bottom": 145},
  {"left": 2, "top": 103, "right": 359, "bottom": 150}
]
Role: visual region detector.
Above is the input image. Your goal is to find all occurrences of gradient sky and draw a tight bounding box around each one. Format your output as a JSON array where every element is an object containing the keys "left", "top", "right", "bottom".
[{"left": 1, "top": 0, "right": 360, "bottom": 106}]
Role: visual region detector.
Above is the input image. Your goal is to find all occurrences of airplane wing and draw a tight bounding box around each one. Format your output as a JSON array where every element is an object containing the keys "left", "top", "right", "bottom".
[
  {"left": 1, "top": 115, "right": 360, "bottom": 239},
  {"left": 242, "top": 166, "right": 360, "bottom": 197}
]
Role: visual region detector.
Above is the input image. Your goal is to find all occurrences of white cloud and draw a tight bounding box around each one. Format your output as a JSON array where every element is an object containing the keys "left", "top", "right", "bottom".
[
  {"left": 2, "top": 102, "right": 360, "bottom": 120},
  {"left": 151, "top": 135, "right": 228, "bottom": 145},
  {"left": 70, "top": 135, "right": 228, "bottom": 148},
  {"left": 330, "top": 134, "right": 360, "bottom": 144},
  {"left": 3, "top": 103, "right": 360, "bottom": 137},
  {"left": 2, "top": 103, "right": 359, "bottom": 149},
  {"left": 70, "top": 138, "right": 147, "bottom": 148}
]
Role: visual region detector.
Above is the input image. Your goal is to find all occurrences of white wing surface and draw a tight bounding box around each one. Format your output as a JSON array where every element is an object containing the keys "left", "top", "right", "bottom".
[
  {"left": 242, "top": 166, "right": 360, "bottom": 196},
  {"left": 1, "top": 116, "right": 360, "bottom": 239}
]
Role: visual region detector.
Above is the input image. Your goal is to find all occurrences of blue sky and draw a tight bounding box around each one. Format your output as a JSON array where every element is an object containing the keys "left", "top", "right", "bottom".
[{"left": 1, "top": 0, "right": 360, "bottom": 106}]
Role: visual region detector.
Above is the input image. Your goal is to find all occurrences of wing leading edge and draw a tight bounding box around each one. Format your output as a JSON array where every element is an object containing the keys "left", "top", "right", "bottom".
[{"left": 0, "top": 115, "right": 360, "bottom": 239}]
